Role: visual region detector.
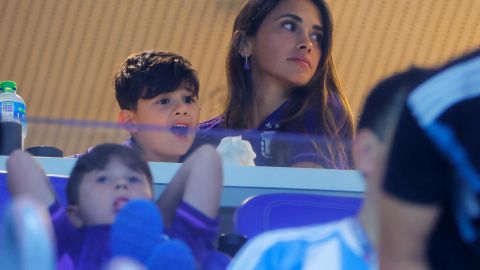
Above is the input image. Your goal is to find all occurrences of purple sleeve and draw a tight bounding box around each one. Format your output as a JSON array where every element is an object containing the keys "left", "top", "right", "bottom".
[
  {"left": 48, "top": 200, "right": 78, "bottom": 255},
  {"left": 165, "top": 201, "right": 219, "bottom": 254},
  {"left": 290, "top": 150, "right": 337, "bottom": 168},
  {"left": 166, "top": 201, "right": 230, "bottom": 269},
  {"left": 288, "top": 137, "right": 351, "bottom": 169},
  {"left": 199, "top": 115, "right": 224, "bottom": 130}
]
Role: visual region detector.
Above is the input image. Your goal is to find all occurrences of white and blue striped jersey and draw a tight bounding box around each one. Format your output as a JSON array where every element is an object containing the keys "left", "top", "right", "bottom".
[{"left": 228, "top": 218, "right": 377, "bottom": 270}]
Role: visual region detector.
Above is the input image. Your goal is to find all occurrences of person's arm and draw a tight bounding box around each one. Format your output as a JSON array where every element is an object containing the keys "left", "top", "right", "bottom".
[
  {"left": 6, "top": 150, "right": 56, "bottom": 207},
  {"left": 156, "top": 144, "right": 223, "bottom": 227},
  {"left": 288, "top": 140, "right": 335, "bottom": 169},
  {"left": 291, "top": 161, "right": 323, "bottom": 168},
  {"left": 380, "top": 193, "right": 440, "bottom": 270}
]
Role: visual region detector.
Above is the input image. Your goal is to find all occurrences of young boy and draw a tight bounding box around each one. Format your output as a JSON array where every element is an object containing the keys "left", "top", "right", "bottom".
[
  {"left": 114, "top": 50, "right": 200, "bottom": 163},
  {"left": 7, "top": 144, "right": 225, "bottom": 269},
  {"left": 226, "top": 67, "right": 431, "bottom": 270},
  {"left": 7, "top": 144, "right": 197, "bottom": 269},
  {"left": 8, "top": 51, "right": 229, "bottom": 269},
  {"left": 114, "top": 51, "right": 228, "bottom": 269}
]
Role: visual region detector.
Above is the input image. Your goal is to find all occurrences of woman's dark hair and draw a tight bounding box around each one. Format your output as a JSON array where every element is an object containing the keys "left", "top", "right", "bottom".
[
  {"left": 224, "top": 0, "right": 354, "bottom": 167},
  {"left": 66, "top": 143, "right": 153, "bottom": 205}
]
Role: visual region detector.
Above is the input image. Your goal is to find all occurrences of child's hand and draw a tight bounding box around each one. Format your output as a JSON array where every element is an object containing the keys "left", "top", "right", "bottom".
[
  {"left": 6, "top": 150, "right": 55, "bottom": 207},
  {"left": 216, "top": 136, "right": 256, "bottom": 166}
]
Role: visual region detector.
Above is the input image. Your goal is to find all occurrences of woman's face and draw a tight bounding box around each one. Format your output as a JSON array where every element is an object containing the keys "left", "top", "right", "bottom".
[{"left": 247, "top": 0, "right": 323, "bottom": 92}]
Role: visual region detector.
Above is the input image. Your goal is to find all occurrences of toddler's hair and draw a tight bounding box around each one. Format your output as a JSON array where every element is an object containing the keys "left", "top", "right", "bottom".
[{"left": 67, "top": 143, "right": 153, "bottom": 205}]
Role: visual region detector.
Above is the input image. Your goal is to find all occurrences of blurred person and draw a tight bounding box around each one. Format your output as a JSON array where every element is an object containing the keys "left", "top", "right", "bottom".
[{"left": 380, "top": 50, "right": 480, "bottom": 270}]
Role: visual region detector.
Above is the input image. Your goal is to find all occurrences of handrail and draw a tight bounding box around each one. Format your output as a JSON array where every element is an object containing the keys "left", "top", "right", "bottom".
[{"left": 0, "top": 156, "right": 364, "bottom": 207}]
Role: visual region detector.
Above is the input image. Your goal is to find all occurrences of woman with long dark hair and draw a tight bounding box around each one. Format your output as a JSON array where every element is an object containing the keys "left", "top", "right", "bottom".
[{"left": 201, "top": 0, "right": 354, "bottom": 168}]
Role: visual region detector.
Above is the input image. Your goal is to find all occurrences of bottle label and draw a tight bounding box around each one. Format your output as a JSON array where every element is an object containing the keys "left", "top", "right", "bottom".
[{"left": 0, "top": 101, "right": 27, "bottom": 127}]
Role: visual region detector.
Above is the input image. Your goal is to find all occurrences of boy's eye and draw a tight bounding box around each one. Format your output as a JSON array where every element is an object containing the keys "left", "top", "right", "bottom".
[
  {"left": 184, "top": 96, "right": 197, "bottom": 104},
  {"left": 157, "top": 98, "right": 170, "bottom": 105},
  {"left": 281, "top": 21, "right": 296, "bottom": 31},
  {"left": 96, "top": 176, "right": 108, "bottom": 183},
  {"left": 128, "top": 176, "right": 142, "bottom": 183}
]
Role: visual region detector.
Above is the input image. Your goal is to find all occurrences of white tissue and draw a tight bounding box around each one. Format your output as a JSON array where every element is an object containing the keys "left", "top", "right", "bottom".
[{"left": 216, "top": 136, "right": 256, "bottom": 166}]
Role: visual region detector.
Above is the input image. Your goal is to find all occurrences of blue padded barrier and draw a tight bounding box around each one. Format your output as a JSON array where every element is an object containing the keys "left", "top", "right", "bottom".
[
  {"left": 0, "top": 172, "right": 68, "bottom": 225},
  {"left": 235, "top": 193, "right": 362, "bottom": 239}
]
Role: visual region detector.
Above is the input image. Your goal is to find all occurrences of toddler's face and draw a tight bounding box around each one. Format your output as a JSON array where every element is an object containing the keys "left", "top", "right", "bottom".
[
  {"left": 75, "top": 158, "right": 153, "bottom": 226},
  {"left": 130, "top": 84, "right": 200, "bottom": 162}
]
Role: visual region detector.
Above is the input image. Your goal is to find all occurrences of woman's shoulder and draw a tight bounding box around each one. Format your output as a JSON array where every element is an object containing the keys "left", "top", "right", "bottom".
[{"left": 199, "top": 115, "right": 225, "bottom": 130}]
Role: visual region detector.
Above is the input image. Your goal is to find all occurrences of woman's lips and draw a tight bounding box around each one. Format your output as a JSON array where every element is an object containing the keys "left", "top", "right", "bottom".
[{"left": 287, "top": 57, "right": 312, "bottom": 69}]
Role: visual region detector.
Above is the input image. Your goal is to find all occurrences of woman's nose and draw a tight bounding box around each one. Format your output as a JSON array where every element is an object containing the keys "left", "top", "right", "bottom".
[{"left": 297, "top": 31, "right": 313, "bottom": 52}]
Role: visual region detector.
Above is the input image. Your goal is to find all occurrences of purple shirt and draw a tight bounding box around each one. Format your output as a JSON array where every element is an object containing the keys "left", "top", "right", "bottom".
[
  {"left": 199, "top": 98, "right": 352, "bottom": 168},
  {"left": 48, "top": 200, "right": 228, "bottom": 269},
  {"left": 49, "top": 200, "right": 112, "bottom": 270}
]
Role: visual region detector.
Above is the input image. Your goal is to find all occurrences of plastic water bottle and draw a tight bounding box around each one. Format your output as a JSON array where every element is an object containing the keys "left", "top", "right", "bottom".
[{"left": 0, "top": 81, "right": 27, "bottom": 147}]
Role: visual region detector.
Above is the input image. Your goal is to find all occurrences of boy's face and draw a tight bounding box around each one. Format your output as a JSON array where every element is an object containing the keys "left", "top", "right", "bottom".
[
  {"left": 121, "top": 85, "right": 200, "bottom": 162},
  {"left": 68, "top": 158, "right": 153, "bottom": 226}
]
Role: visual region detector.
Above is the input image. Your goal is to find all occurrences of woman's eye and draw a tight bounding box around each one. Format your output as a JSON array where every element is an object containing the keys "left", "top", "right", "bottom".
[
  {"left": 281, "top": 22, "right": 296, "bottom": 31},
  {"left": 96, "top": 176, "right": 108, "bottom": 183},
  {"left": 311, "top": 32, "right": 323, "bottom": 42}
]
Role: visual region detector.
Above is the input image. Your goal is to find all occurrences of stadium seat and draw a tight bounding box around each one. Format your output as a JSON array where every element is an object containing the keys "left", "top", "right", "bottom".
[{"left": 234, "top": 193, "right": 362, "bottom": 239}]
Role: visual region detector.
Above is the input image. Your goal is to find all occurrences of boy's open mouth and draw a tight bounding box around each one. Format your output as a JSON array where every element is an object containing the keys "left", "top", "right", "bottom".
[
  {"left": 114, "top": 197, "right": 130, "bottom": 213},
  {"left": 170, "top": 124, "right": 189, "bottom": 137}
]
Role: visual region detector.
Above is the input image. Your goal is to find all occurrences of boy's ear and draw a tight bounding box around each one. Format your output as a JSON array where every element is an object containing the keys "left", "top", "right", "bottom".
[
  {"left": 233, "top": 30, "right": 252, "bottom": 57},
  {"left": 352, "top": 129, "right": 380, "bottom": 176},
  {"left": 118, "top": 110, "right": 137, "bottom": 132},
  {"left": 66, "top": 205, "right": 84, "bottom": 228}
]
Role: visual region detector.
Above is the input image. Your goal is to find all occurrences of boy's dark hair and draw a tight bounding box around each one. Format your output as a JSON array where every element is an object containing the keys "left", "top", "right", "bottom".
[
  {"left": 115, "top": 50, "right": 199, "bottom": 110},
  {"left": 358, "top": 67, "right": 433, "bottom": 142},
  {"left": 66, "top": 143, "right": 153, "bottom": 205}
]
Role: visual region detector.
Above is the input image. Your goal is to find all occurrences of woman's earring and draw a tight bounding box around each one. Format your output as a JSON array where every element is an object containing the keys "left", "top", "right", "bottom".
[{"left": 243, "top": 56, "right": 250, "bottom": 71}]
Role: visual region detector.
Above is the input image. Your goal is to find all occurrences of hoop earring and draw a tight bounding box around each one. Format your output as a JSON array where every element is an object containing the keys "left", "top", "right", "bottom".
[{"left": 243, "top": 56, "right": 250, "bottom": 71}]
